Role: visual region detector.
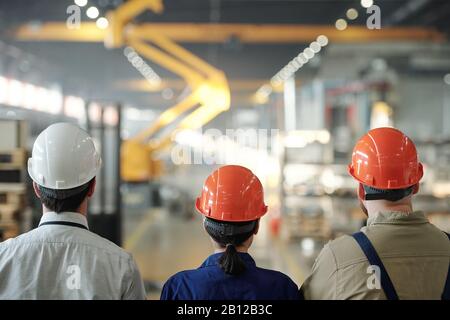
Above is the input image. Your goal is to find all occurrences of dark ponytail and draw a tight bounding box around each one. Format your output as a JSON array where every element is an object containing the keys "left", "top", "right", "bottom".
[
  {"left": 204, "top": 217, "right": 258, "bottom": 276},
  {"left": 218, "top": 244, "right": 246, "bottom": 275}
]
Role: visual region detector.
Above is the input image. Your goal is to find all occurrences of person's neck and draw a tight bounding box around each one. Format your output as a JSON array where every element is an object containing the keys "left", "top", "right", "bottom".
[
  {"left": 366, "top": 201, "right": 413, "bottom": 219},
  {"left": 42, "top": 203, "right": 87, "bottom": 217},
  {"left": 214, "top": 246, "right": 248, "bottom": 254}
]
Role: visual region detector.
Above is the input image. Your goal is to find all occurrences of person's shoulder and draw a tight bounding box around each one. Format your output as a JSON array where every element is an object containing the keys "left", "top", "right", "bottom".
[
  {"left": 165, "top": 268, "right": 202, "bottom": 284},
  {"left": 0, "top": 237, "right": 16, "bottom": 250},
  {"left": 322, "top": 234, "right": 366, "bottom": 269},
  {"left": 255, "top": 266, "right": 298, "bottom": 287},
  {"left": 83, "top": 231, "right": 133, "bottom": 261},
  {"left": 165, "top": 266, "right": 219, "bottom": 292},
  {"left": 0, "top": 229, "right": 39, "bottom": 249},
  {"left": 327, "top": 233, "right": 357, "bottom": 249},
  {"left": 0, "top": 228, "right": 134, "bottom": 266},
  {"left": 161, "top": 269, "right": 200, "bottom": 297},
  {"left": 161, "top": 268, "right": 203, "bottom": 299}
]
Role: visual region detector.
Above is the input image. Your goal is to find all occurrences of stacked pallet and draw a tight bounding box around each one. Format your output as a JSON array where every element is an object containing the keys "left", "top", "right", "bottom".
[
  {"left": 0, "top": 151, "right": 27, "bottom": 240},
  {"left": 0, "top": 120, "right": 28, "bottom": 241}
]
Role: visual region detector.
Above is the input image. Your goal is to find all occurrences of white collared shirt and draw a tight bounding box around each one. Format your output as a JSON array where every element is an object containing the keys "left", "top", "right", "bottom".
[{"left": 0, "top": 212, "right": 146, "bottom": 300}]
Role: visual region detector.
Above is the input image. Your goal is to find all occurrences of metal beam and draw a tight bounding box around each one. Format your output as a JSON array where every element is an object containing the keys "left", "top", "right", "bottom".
[
  {"left": 15, "top": 23, "right": 446, "bottom": 43},
  {"left": 106, "top": 0, "right": 164, "bottom": 47},
  {"left": 15, "top": 22, "right": 105, "bottom": 42},
  {"left": 132, "top": 24, "right": 446, "bottom": 43}
]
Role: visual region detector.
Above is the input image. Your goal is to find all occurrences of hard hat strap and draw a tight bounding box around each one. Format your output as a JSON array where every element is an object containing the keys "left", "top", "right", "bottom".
[
  {"left": 204, "top": 218, "right": 256, "bottom": 236},
  {"left": 363, "top": 185, "right": 413, "bottom": 202}
]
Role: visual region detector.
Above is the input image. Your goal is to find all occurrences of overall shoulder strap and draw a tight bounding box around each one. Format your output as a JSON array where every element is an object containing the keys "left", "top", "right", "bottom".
[
  {"left": 352, "top": 231, "right": 399, "bottom": 300},
  {"left": 442, "top": 232, "right": 450, "bottom": 300}
]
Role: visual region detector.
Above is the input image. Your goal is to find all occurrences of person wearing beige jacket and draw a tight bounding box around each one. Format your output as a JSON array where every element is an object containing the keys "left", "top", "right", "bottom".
[{"left": 301, "top": 127, "right": 450, "bottom": 300}]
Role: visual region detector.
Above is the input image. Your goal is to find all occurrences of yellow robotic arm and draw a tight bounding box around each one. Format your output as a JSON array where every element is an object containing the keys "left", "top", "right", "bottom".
[
  {"left": 104, "top": 0, "right": 231, "bottom": 182},
  {"left": 15, "top": 0, "right": 231, "bottom": 182}
]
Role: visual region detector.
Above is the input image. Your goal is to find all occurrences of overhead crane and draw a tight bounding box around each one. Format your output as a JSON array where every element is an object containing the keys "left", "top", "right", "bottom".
[
  {"left": 16, "top": 0, "right": 231, "bottom": 182},
  {"left": 13, "top": 0, "right": 445, "bottom": 181}
]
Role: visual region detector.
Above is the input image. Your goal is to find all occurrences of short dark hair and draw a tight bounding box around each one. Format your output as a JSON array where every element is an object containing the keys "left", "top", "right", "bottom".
[
  {"left": 204, "top": 217, "right": 259, "bottom": 276},
  {"left": 38, "top": 179, "right": 94, "bottom": 213}
]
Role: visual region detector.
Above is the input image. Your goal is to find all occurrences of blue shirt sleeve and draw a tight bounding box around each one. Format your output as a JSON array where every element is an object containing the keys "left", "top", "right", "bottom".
[
  {"left": 286, "top": 279, "right": 302, "bottom": 300},
  {"left": 160, "top": 278, "right": 174, "bottom": 300}
]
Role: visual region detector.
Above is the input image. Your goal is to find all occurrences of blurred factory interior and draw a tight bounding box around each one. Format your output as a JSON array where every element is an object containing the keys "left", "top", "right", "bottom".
[{"left": 1, "top": 0, "right": 450, "bottom": 298}]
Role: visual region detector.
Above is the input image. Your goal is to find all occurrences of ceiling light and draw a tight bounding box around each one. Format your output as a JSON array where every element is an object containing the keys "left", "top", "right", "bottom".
[
  {"left": 444, "top": 74, "right": 450, "bottom": 85},
  {"left": 294, "top": 59, "right": 304, "bottom": 68},
  {"left": 297, "top": 53, "right": 308, "bottom": 64},
  {"left": 266, "top": 35, "right": 329, "bottom": 89},
  {"left": 86, "top": 6, "right": 99, "bottom": 19},
  {"left": 361, "top": 0, "right": 374, "bottom": 8},
  {"left": 74, "top": 0, "right": 88, "bottom": 7},
  {"left": 309, "top": 41, "right": 321, "bottom": 53},
  {"left": 270, "top": 79, "right": 281, "bottom": 87},
  {"left": 303, "top": 47, "right": 315, "bottom": 59},
  {"left": 123, "top": 46, "right": 134, "bottom": 56},
  {"left": 286, "top": 65, "right": 296, "bottom": 73},
  {"left": 346, "top": 8, "right": 359, "bottom": 20},
  {"left": 96, "top": 17, "right": 109, "bottom": 29},
  {"left": 290, "top": 60, "right": 300, "bottom": 70},
  {"left": 335, "top": 18, "right": 348, "bottom": 31},
  {"left": 292, "top": 60, "right": 301, "bottom": 69},
  {"left": 317, "top": 35, "right": 329, "bottom": 46}
]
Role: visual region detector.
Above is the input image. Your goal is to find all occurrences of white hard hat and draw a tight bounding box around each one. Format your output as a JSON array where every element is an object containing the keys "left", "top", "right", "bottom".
[{"left": 28, "top": 122, "right": 102, "bottom": 190}]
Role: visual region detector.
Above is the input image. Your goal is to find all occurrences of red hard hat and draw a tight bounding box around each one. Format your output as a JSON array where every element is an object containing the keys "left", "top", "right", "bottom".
[
  {"left": 196, "top": 165, "right": 268, "bottom": 222},
  {"left": 348, "top": 127, "right": 423, "bottom": 189}
]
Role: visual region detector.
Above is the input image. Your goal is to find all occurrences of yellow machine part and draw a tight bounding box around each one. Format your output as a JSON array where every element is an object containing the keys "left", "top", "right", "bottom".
[
  {"left": 151, "top": 158, "right": 164, "bottom": 178},
  {"left": 121, "top": 140, "right": 153, "bottom": 182},
  {"left": 121, "top": 140, "right": 165, "bottom": 182}
]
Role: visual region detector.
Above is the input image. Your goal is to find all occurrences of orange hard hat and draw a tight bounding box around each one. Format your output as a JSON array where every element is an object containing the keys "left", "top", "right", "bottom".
[
  {"left": 348, "top": 127, "right": 423, "bottom": 189},
  {"left": 196, "top": 165, "right": 268, "bottom": 222}
]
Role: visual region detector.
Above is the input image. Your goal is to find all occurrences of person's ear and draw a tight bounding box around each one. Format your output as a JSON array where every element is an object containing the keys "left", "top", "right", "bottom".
[
  {"left": 358, "top": 183, "right": 365, "bottom": 201},
  {"left": 33, "top": 182, "right": 41, "bottom": 199},
  {"left": 253, "top": 219, "right": 260, "bottom": 235},
  {"left": 412, "top": 183, "right": 419, "bottom": 195},
  {"left": 87, "top": 178, "right": 96, "bottom": 198}
]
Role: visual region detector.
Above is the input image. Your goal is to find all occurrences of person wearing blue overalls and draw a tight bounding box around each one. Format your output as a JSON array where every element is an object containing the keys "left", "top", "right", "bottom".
[
  {"left": 301, "top": 127, "right": 450, "bottom": 300},
  {"left": 161, "top": 165, "right": 300, "bottom": 300}
]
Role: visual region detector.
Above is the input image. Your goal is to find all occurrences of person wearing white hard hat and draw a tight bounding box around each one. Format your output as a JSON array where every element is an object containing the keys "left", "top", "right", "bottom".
[{"left": 0, "top": 123, "right": 146, "bottom": 300}]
